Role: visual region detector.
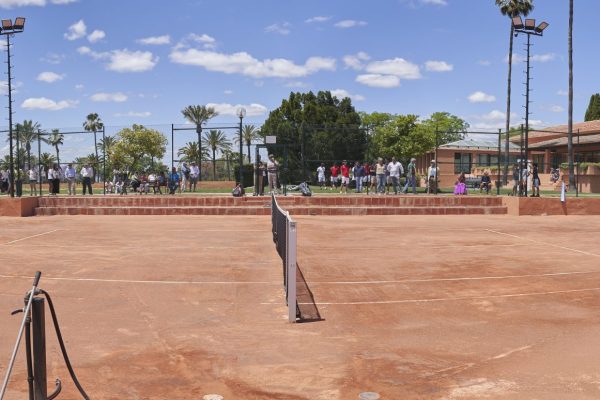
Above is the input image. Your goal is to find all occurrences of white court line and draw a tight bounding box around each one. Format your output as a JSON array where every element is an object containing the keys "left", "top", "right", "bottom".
[
  {"left": 0, "top": 274, "right": 277, "bottom": 285},
  {"left": 308, "top": 270, "right": 600, "bottom": 285},
  {"left": 1, "top": 229, "right": 61, "bottom": 246},
  {"left": 485, "top": 229, "right": 600, "bottom": 257},
  {"left": 287, "top": 286, "right": 600, "bottom": 305}
]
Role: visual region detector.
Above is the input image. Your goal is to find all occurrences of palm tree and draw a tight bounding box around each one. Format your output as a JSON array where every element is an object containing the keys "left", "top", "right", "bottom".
[
  {"left": 201, "top": 130, "right": 231, "bottom": 180},
  {"left": 177, "top": 141, "right": 209, "bottom": 163},
  {"left": 567, "top": 0, "right": 575, "bottom": 190},
  {"left": 83, "top": 113, "right": 104, "bottom": 181},
  {"left": 13, "top": 120, "right": 40, "bottom": 169},
  {"left": 46, "top": 130, "right": 64, "bottom": 167},
  {"left": 235, "top": 124, "right": 261, "bottom": 163},
  {"left": 39, "top": 152, "right": 56, "bottom": 177},
  {"left": 181, "top": 105, "right": 218, "bottom": 175},
  {"left": 496, "top": 0, "right": 534, "bottom": 184},
  {"left": 222, "top": 149, "right": 233, "bottom": 181}
]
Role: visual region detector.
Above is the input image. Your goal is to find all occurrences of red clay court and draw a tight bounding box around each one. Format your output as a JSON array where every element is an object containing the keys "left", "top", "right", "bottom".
[{"left": 1, "top": 213, "right": 600, "bottom": 399}]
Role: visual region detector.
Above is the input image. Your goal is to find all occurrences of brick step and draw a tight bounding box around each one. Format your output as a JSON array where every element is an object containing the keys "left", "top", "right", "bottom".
[
  {"left": 34, "top": 205, "right": 507, "bottom": 216},
  {"left": 37, "top": 195, "right": 504, "bottom": 208}
]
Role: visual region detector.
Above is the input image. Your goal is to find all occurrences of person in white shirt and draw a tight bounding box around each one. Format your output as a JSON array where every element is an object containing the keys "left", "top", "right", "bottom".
[
  {"left": 28, "top": 166, "right": 38, "bottom": 196},
  {"left": 64, "top": 163, "right": 76, "bottom": 196},
  {"left": 267, "top": 154, "right": 279, "bottom": 194},
  {"left": 81, "top": 164, "right": 93, "bottom": 195},
  {"left": 48, "top": 163, "right": 60, "bottom": 195},
  {"left": 427, "top": 160, "right": 439, "bottom": 194},
  {"left": 189, "top": 162, "right": 200, "bottom": 192},
  {"left": 386, "top": 157, "right": 404, "bottom": 195},
  {"left": 316, "top": 163, "right": 326, "bottom": 190}
]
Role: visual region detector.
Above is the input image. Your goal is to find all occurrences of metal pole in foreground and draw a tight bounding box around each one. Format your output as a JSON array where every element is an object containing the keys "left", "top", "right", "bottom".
[
  {"left": 6, "top": 34, "right": 14, "bottom": 198},
  {"left": 0, "top": 271, "right": 42, "bottom": 400},
  {"left": 102, "top": 125, "right": 106, "bottom": 196},
  {"left": 497, "top": 129, "right": 502, "bottom": 196}
]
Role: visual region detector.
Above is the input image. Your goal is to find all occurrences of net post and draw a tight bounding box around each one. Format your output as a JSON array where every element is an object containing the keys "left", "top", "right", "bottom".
[{"left": 287, "top": 216, "right": 297, "bottom": 323}]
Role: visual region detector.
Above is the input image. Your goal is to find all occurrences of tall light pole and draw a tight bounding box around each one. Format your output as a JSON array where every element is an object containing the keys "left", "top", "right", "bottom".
[
  {"left": 237, "top": 107, "right": 246, "bottom": 186},
  {"left": 1, "top": 17, "right": 25, "bottom": 197},
  {"left": 513, "top": 16, "right": 549, "bottom": 197}
]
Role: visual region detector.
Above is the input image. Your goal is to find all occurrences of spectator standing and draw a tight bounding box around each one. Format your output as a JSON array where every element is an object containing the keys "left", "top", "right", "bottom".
[
  {"left": 427, "top": 160, "right": 439, "bottom": 194},
  {"left": 329, "top": 163, "right": 339, "bottom": 191},
  {"left": 189, "top": 162, "right": 199, "bottom": 192},
  {"left": 531, "top": 163, "right": 540, "bottom": 197},
  {"left": 511, "top": 164, "right": 519, "bottom": 196},
  {"left": 340, "top": 160, "right": 350, "bottom": 194},
  {"left": 387, "top": 157, "right": 404, "bottom": 195},
  {"left": 28, "top": 165, "right": 38, "bottom": 196},
  {"left": 81, "top": 164, "right": 94, "bottom": 195},
  {"left": 353, "top": 161, "right": 365, "bottom": 193},
  {"left": 316, "top": 163, "right": 326, "bottom": 190},
  {"left": 49, "top": 163, "right": 60, "bottom": 195},
  {"left": 257, "top": 161, "right": 266, "bottom": 196},
  {"left": 369, "top": 160, "right": 377, "bottom": 193},
  {"left": 402, "top": 158, "right": 417, "bottom": 194},
  {"left": 179, "top": 162, "right": 189, "bottom": 193},
  {"left": 363, "top": 162, "right": 371, "bottom": 193},
  {"left": 267, "top": 154, "right": 279, "bottom": 194},
  {"left": 375, "top": 158, "right": 386, "bottom": 194},
  {"left": 168, "top": 167, "right": 180, "bottom": 195},
  {"left": 64, "top": 163, "right": 76, "bottom": 196}
]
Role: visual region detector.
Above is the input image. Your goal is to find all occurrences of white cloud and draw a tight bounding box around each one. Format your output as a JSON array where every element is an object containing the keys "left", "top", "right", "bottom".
[
  {"left": 206, "top": 103, "right": 268, "bottom": 117},
  {"left": 557, "top": 90, "right": 568, "bottom": 96},
  {"left": 114, "top": 111, "right": 151, "bottom": 118},
  {"left": 468, "top": 91, "right": 496, "bottom": 103},
  {"left": 334, "top": 20, "right": 367, "bottom": 28},
  {"left": 87, "top": 29, "right": 105, "bottom": 43},
  {"left": 169, "top": 49, "right": 335, "bottom": 78},
  {"left": 425, "top": 60, "right": 453, "bottom": 72},
  {"left": 356, "top": 74, "right": 400, "bottom": 88},
  {"left": 305, "top": 16, "right": 331, "bottom": 23},
  {"left": 0, "top": 0, "right": 76, "bottom": 7},
  {"left": 343, "top": 52, "right": 370, "bottom": 70},
  {"left": 107, "top": 50, "right": 158, "bottom": 72},
  {"left": 265, "top": 22, "right": 291, "bottom": 35},
  {"left": 468, "top": 110, "right": 511, "bottom": 130},
  {"left": 90, "top": 92, "right": 128, "bottom": 102},
  {"left": 421, "top": 0, "right": 447, "bottom": 5},
  {"left": 550, "top": 105, "right": 565, "bottom": 113},
  {"left": 137, "top": 35, "right": 171, "bottom": 45},
  {"left": 330, "top": 89, "right": 365, "bottom": 102},
  {"left": 79, "top": 47, "right": 158, "bottom": 72},
  {"left": 64, "top": 19, "right": 86, "bottom": 41},
  {"left": 0, "top": 80, "right": 22, "bottom": 95},
  {"left": 75, "top": 84, "right": 84, "bottom": 90},
  {"left": 224, "top": 89, "right": 233, "bottom": 95},
  {"left": 36, "top": 71, "right": 65, "bottom": 83},
  {"left": 285, "top": 81, "right": 309, "bottom": 88},
  {"left": 478, "top": 60, "right": 491, "bottom": 67},
  {"left": 40, "top": 53, "right": 65, "bottom": 65},
  {"left": 21, "top": 97, "right": 77, "bottom": 111},
  {"left": 532, "top": 53, "right": 557, "bottom": 62},
  {"left": 365, "top": 58, "right": 421, "bottom": 79}
]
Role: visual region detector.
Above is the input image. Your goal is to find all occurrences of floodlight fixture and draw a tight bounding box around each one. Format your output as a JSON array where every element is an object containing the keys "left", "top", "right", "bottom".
[
  {"left": 512, "top": 16, "right": 524, "bottom": 30},
  {"left": 535, "top": 21, "right": 549, "bottom": 34},
  {"left": 525, "top": 19, "right": 536, "bottom": 30},
  {"left": 1, "top": 19, "right": 12, "bottom": 31},
  {"left": 13, "top": 17, "right": 25, "bottom": 30}
]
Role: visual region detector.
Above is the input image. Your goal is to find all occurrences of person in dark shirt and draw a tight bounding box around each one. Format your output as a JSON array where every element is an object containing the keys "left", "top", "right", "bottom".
[
  {"left": 480, "top": 171, "right": 491, "bottom": 194},
  {"left": 532, "top": 163, "right": 540, "bottom": 197}
]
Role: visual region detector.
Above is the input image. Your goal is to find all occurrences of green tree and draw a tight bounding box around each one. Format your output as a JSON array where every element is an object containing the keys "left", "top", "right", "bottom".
[
  {"left": 234, "top": 124, "right": 261, "bottom": 163},
  {"left": 202, "top": 129, "right": 231, "bottom": 180},
  {"left": 222, "top": 148, "right": 233, "bottom": 181},
  {"left": 112, "top": 124, "right": 168, "bottom": 172},
  {"left": 181, "top": 105, "right": 218, "bottom": 162},
  {"left": 496, "top": 0, "right": 534, "bottom": 183},
  {"left": 13, "top": 120, "right": 40, "bottom": 169},
  {"left": 45, "top": 129, "right": 64, "bottom": 167},
  {"left": 262, "top": 91, "right": 365, "bottom": 182},
  {"left": 584, "top": 94, "right": 600, "bottom": 121},
  {"left": 39, "top": 152, "right": 56, "bottom": 175},
  {"left": 177, "top": 141, "right": 208, "bottom": 163},
  {"left": 83, "top": 113, "right": 104, "bottom": 180}
]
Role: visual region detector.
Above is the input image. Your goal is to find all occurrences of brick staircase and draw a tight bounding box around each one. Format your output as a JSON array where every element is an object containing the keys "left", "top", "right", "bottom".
[{"left": 34, "top": 195, "right": 507, "bottom": 216}]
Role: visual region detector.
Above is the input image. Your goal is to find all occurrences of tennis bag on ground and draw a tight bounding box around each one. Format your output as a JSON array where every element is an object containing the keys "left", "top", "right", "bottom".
[{"left": 299, "top": 182, "right": 312, "bottom": 197}]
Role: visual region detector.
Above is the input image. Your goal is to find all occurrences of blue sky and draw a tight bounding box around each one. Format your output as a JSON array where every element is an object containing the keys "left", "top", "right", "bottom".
[{"left": 0, "top": 0, "right": 597, "bottom": 161}]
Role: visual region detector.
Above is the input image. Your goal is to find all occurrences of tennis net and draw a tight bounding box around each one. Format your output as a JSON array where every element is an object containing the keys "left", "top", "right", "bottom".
[{"left": 271, "top": 194, "right": 298, "bottom": 323}]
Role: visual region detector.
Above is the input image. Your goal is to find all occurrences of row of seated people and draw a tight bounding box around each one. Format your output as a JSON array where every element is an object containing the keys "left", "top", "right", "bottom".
[{"left": 106, "top": 172, "right": 176, "bottom": 195}]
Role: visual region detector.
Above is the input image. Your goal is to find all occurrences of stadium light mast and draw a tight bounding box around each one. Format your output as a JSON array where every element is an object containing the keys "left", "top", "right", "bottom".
[
  {"left": 1, "top": 17, "right": 25, "bottom": 198},
  {"left": 237, "top": 107, "right": 246, "bottom": 187},
  {"left": 513, "top": 16, "right": 549, "bottom": 197}
]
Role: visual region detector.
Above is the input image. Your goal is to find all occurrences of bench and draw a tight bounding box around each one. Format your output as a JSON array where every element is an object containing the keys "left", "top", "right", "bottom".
[{"left": 464, "top": 177, "right": 482, "bottom": 188}]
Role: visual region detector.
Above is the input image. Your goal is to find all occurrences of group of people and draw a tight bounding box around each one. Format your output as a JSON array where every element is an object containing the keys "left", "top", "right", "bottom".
[
  {"left": 0, "top": 163, "right": 95, "bottom": 196},
  {"left": 512, "top": 162, "right": 541, "bottom": 197},
  {"left": 107, "top": 162, "right": 200, "bottom": 196},
  {"left": 314, "top": 158, "right": 437, "bottom": 195}
]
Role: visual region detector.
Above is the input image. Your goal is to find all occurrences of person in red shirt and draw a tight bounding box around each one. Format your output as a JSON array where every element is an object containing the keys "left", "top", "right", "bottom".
[
  {"left": 329, "top": 163, "right": 339, "bottom": 191},
  {"left": 340, "top": 160, "right": 350, "bottom": 194}
]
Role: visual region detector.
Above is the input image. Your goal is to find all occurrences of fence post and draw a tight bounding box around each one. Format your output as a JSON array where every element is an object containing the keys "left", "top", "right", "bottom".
[
  {"left": 102, "top": 125, "right": 106, "bottom": 195},
  {"left": 37, "top": 129, "right": 42, "bottom": 196},
  {"left": 171, "top": 124, "right": 174, "bottom": 172},
  {"left": 576, "top": 129, "right": 580, "bottom": 198},
  {"left": 31, "top": 297, "right": 47, "bottom": 400},
  {"left": 497, "top": 129, "right": 501, "bottom": 195}
]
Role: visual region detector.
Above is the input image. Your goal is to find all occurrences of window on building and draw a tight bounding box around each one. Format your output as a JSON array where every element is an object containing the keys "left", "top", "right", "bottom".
[
  {"left": 454, "top": 153, "right": 472, "bottom": 174},
  {"left": 477, "top": 154, "right": 491, "bottom": 167}
]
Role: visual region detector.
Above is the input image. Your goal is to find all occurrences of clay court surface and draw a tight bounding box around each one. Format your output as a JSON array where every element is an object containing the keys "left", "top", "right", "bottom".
[{"left": 1, "top": 214, "right": 600, "bottom": 399}]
